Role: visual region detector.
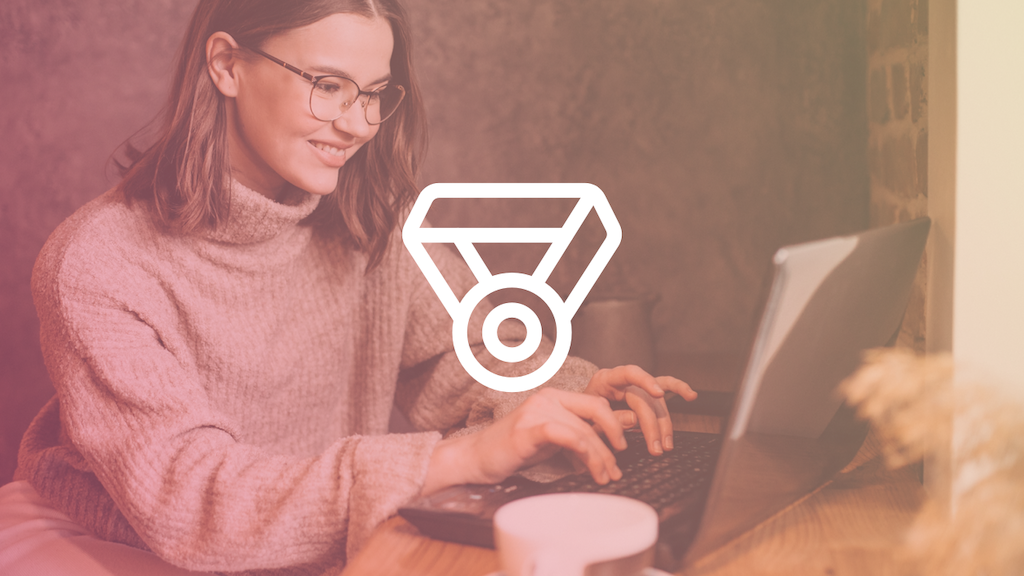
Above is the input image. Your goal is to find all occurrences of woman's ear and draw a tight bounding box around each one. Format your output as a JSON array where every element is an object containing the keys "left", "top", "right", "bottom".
[{"left": 207, "top": 32, "right": 242, "bottom": 98}]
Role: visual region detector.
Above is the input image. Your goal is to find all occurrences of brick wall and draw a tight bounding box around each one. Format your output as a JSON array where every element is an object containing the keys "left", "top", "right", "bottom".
[{"left": 867, "top": 0, "right": 929, "bottom": 351}]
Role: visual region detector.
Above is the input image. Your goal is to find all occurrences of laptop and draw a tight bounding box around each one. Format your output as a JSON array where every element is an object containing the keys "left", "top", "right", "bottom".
[{"left": 398, "top": 217, "right": 931, "bottom": 571}]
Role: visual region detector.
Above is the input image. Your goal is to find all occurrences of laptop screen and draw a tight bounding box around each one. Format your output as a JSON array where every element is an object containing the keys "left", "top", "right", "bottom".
[{"left": 684, "top": 218, "right": 929, "bottom": 562}]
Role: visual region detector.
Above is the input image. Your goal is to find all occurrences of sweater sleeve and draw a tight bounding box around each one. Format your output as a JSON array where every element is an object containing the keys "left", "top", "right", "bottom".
[{"left": 29, "top": 232, "right": 441, "bottom": 573}]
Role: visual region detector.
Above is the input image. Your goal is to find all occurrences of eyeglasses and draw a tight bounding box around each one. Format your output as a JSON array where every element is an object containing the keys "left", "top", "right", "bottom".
[{"left": 244, "top": 46, "right": 406, "bottom": 125}]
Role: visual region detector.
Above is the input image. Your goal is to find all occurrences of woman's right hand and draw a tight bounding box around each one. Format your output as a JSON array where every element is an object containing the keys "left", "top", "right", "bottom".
[{"left": 421, "top": 388, "right": 631, "bottom": 495}]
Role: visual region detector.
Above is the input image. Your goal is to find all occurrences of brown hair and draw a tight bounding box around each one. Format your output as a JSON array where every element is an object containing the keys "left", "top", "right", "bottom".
[{"left": 117, "top": 0, "right": 426, "bottom": 268}]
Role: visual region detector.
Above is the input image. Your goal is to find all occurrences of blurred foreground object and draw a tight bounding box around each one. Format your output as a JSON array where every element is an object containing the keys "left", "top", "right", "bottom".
[{"left": 842, "top": 348, "right": 1024, "bottom": 576}]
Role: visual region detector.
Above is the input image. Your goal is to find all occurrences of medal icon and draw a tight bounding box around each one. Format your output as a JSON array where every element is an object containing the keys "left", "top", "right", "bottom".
[{"left": 403, "top": 183, "right": 621, "bottom": 393}]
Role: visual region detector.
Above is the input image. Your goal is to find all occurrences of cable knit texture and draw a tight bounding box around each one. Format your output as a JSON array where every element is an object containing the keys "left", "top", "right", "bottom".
[{"left": 15, "top": 182, "right": 596, "bottom": 575}]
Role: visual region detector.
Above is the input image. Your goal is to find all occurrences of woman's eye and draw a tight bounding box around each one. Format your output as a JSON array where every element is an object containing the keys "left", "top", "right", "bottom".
[{"left": 314, "top": 81, "right": 342, "bottom": 96}]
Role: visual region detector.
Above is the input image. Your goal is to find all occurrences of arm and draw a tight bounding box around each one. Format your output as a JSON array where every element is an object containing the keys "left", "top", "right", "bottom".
[
  {"left": 30, "top": 235, "right": 439, "bottom": 572},
  {"left": 390, "top": 243, "right": 697, "bottom": 495}
]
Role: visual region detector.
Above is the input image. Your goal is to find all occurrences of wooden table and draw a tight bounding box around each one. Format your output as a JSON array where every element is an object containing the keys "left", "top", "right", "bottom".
[{"left": 341, "top": 413, "right": 926, "bottom": 576}]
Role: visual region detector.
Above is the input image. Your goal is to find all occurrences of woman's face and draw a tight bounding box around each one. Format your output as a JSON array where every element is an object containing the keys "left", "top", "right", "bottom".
[{"left": 223, "top": 14, "right": 395, "bottom": 200}]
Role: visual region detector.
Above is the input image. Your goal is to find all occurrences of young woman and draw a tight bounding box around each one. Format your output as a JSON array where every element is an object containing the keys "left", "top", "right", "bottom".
[{"left": 0, "top": 0, "right": 695, "bottom": 574}]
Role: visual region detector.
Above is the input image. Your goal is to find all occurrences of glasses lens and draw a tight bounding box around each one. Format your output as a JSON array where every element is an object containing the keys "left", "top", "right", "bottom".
[
  {"left": 366, "top": 85, "right": 406, "bottom": 125},
  {"left": 310, "top": 76, "right": 360, "bottom": 122},
  {"left": 309, "top": 77, "right": 406, "bottom": 124}
]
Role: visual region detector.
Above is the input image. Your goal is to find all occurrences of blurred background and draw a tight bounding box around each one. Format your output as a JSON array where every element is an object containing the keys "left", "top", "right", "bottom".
[{"left": 0, "top": 0, "right": 912, "bottom": 485}]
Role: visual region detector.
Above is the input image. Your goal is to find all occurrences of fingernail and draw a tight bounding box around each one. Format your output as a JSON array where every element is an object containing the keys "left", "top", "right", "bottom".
[
  {"left": 599, "top": 470, "right": 610, "bottom": 484},
  {"left": 626, "top": 413, "right": 637, "bottom": 426},
  {"left": 611, "top": 466, "right": 622, "bottom": 481},
  {"left": 653, "top": 440, "right": 663, "bottom": 454},
  {"left": 664, "top": 435, "right": 673, "bottom": 450}
]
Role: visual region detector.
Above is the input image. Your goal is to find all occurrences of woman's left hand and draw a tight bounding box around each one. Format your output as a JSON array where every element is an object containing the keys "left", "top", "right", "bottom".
[{"left": 583, "top": 365, "right": 697, "bottom": 455}]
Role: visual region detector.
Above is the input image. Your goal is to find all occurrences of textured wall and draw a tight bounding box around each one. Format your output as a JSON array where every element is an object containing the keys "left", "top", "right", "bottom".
[
  {"left": 0, "top": 1, "right": 198, "bottom": 484},
  {"left": 866, "top": 0, "right": 928, "bottom": 352},
  {"left": 406, "top": 0, "right": 870, "bottom": 374},
  {"left": 0, "top": 0, "right": 868, "bottom": 483}
]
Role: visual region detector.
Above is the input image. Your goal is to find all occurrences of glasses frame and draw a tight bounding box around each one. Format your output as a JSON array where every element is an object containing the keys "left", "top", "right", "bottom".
[{"left": 243, "top": 46, "right": 405, "bottom": 125}]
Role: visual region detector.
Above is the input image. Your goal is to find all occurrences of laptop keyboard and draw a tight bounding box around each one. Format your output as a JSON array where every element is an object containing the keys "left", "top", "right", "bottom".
[
  {"left": 543, "top": 430, "right": 721, "bottom": 511},
  {"left": 397, "top": 429, "right": 722, "bottom": 549}
]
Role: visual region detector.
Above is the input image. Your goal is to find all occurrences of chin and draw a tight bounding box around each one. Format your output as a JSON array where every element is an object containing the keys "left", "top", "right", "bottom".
[
  {"left": 305, "top": 184, "right": 339, "bottom": 197},
  {"left": 294, "top": 172, "right": 341, "bottom": 196}
]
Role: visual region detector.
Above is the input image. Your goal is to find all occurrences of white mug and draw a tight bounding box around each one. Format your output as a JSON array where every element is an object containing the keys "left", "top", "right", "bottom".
[{"left": 493, "top": 493, "right": 658, "bottom": 576}]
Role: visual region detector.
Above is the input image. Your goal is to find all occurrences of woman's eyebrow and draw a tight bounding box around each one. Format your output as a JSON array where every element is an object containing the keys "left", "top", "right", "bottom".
[{"left": 310, "top": 65, "right": 392, "bottom": 86}]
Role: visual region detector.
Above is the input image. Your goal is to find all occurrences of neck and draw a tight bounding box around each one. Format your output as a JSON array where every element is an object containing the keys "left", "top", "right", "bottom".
[{"left": 225, "top": 99, "right": 289, "bottom": 202}]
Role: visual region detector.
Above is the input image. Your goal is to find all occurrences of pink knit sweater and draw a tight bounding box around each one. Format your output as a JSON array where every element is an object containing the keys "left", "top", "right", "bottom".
[{"left": 16, "top": 182, "right": 595, "bottom": 574}]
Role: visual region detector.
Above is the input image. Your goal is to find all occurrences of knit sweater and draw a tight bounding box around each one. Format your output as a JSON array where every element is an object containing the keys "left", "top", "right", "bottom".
[{"left": 16, "top": 182, "right": 596, "bottom": 574}]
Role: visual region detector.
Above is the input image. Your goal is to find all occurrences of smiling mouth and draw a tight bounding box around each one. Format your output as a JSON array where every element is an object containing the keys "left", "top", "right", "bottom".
[{"left": 311, "top": 141, "right": 347, "bottom": 158}]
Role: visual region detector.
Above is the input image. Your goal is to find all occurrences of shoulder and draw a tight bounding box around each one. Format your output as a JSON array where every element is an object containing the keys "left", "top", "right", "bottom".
[{"left": 32, "top": 189, "right": 165, "bottom": 307}]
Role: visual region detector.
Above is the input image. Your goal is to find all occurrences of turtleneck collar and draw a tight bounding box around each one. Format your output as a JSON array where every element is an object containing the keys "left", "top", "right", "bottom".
[{"left": 200, "top": 181, "right": 322, "bottom": 245}]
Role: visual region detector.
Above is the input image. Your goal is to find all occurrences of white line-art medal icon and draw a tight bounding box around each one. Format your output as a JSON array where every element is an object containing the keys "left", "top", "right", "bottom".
[{"left": 403, "top": 183, "right": 621, "bottom": 393}]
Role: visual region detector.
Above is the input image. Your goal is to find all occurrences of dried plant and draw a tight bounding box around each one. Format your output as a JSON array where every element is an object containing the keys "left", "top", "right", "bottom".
[{"left": 840, "top": 348, "right": 1024, "bottom": 576}]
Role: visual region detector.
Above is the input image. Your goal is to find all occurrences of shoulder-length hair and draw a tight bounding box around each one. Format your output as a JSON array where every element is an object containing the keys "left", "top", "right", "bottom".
[{"left": 117, "top": 0, "right": 427, "bottom": 268}]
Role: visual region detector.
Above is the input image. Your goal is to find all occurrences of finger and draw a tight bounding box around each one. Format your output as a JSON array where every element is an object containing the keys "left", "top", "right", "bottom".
[
  {"left": 593, "top": 410, "right": 638, "bottom": 439},
  {"left": 586, "top": 368, "right": 626, "bottom": 401},
  {"left": 527, "top": 390, "right": 623, "bottom": 477},
  {"left": 534, "top": 420, "right": 620, "bottom": 484},
  {"left": 627, "top": 386, "right": 666, "bottom": 455},
  {"left": 594, "top": 365, "right": 665, "bottom": 399},
  {"left": 614, "top": 410, "right": 638, "bottom": 429},
  {"left": 655, "top": 398, "right": 674, "bottom": 451},
  {"left": 552, "top": 390, "right": 628, "bottom": 452},
  {"left": 655, "top": 375, "right": 698, "bottom": 401}
]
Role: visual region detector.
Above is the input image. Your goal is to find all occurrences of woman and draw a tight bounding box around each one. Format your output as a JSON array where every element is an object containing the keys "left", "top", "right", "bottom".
[{"left": 0, "top": 0, "right": 695, "bottom": 574}]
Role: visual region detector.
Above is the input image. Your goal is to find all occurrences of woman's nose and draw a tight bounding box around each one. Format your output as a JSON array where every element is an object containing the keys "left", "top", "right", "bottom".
[{"left": 332, "top": 104, "right": 375, "bottom": 139}]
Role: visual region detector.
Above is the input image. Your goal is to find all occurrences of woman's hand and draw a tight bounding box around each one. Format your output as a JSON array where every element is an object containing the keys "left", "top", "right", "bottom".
[
  {"left": 583, "top": 365, "right": 697, "bottom": 456},
  {"left": 422, "top": 388, "right": 629, "bottom": 495}
]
